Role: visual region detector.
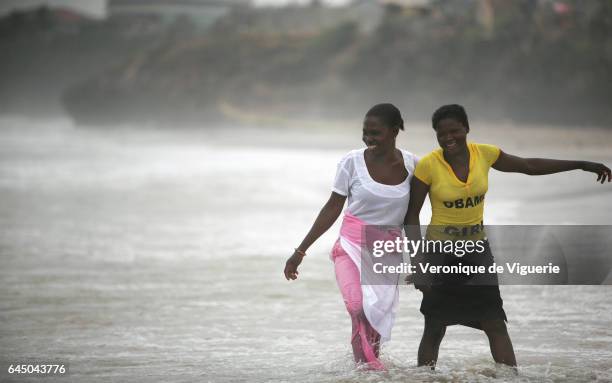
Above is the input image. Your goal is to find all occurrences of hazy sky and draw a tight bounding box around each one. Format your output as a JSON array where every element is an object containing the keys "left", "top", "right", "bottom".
[{"left": 0, "top": 0, "right": 351, "bottom": 19}]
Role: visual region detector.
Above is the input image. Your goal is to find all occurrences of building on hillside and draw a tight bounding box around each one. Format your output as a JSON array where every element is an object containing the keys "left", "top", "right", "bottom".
[
  {"left": 107, "top": 0, "right": 251, "bottom": 29},
  {"left": 346, "top": 0, "right": 432, "bottom": 32}
]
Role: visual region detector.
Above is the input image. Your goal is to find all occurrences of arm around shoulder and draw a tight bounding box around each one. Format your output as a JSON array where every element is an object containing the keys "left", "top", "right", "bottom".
[
  {"left": 404, "top": 176, "right": 430, "bottom": 289},
  {"left": 404, "top": 177, "right": 429, "bottom": 226}
]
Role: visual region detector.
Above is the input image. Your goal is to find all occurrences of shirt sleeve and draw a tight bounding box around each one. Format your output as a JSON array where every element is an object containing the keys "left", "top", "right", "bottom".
[
  {"left": 412, "top": 154, "right": 420, "bottom": 171},
  {"left": 478, "top": 143, "right": 501, "bottom": 166},
  {"left": 331, "top": 154, "right": 351, "bottom": 196},
  {"left": 413, "top": 154, "right": 432, "bottom": 185},
  {"left": 400, "top": 150, "right": 419, "bottom": 176}
]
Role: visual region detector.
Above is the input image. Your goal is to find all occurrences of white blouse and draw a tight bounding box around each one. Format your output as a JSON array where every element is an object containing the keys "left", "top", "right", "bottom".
[{"left": 332, "top": 148, "right": 419, "bottom": 226}]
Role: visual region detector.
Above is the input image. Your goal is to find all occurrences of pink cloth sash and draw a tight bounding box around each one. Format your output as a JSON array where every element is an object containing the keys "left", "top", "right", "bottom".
[
  {"left": 333, "top": 240, "right": 385, "bottom": 371},
  {"left": 339, "top": 211, "right": 364, "bottom": 245},
  {"left": 333, "top": 211, "right": 403, "bottom": 370}
]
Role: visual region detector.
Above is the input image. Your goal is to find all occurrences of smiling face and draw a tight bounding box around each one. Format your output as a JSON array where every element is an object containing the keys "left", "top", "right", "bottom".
[
  {"left": 362, "top": 115, "right": 397, "bottom": 153},
  {"left": 435, "top": 117, "right": 468, "bottom": 155}
]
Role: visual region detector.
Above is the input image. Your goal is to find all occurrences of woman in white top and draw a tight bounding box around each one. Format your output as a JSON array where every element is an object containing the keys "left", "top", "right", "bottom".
[{"left": 284, "top": 104, "right": 419, "bottom": 370}]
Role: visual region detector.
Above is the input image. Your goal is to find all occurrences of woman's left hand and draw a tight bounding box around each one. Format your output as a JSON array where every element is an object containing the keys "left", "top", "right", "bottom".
[{"left": 582, "top": 162, "right": 612, "bottom": 184}]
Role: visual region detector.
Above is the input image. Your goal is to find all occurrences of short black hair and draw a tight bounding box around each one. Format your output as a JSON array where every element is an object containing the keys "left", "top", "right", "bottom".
[
  {"left": 432, "top": 104, "right": 469, "bottom": 132},
  {"left": 365, "top": 103, "right": 404, "bottom": 131}
]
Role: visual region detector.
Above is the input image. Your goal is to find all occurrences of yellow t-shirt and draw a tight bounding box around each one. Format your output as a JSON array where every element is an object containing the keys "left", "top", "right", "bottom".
[{"left": 414, "top": 143, "right": 500, "bottom": 240}]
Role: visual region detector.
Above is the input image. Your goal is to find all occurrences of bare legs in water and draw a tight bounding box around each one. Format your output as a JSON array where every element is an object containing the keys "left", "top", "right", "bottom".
[
  {"left": 417, "top": 316, "right": 446, "bottom": 367},
  {"left": 417, "top": 316, "right": 517, "bottom": 368},
  {"left": 350, "top": 309, "right": 381, "bottom": 363}
]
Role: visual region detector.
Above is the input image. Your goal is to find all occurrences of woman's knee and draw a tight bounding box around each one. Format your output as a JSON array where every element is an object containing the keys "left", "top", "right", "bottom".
[
  {"left": 481, "top": 319, "right": 508, "bottom": 337},
  {"left": 345, "top": 300, "right": 364, "bottom": 318},
  {"left": 423, "top": 318, "right": 446, "bottom": 341}
]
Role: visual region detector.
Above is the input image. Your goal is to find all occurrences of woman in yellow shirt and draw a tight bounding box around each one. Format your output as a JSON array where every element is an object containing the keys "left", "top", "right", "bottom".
[{"left": 405, "top": 104, "right": 611, "bottom": 369}]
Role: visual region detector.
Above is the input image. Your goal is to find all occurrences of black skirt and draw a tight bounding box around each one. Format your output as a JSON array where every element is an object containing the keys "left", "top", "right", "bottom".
[{"left": 417, "top": 241, "right": 507, "bottom": 330}]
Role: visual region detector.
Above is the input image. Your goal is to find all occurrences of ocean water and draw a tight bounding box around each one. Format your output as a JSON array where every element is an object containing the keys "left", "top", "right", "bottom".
[{"left": 0, "top": 117, "right": 611, "bottom": 382}]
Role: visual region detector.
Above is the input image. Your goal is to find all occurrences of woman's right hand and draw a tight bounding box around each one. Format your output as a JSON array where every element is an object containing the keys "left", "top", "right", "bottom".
[
  {"left": 405, "top": 271, "right": 431, "bottom": 292},
  {"left": 283, "top": 192, "right": 346, "bottom": 281},
  {"left": 284, "top": 252, "right": 304, "bottom": 280}
]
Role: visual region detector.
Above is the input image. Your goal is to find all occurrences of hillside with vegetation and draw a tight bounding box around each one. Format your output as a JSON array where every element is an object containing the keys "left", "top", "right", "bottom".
[{"left": 2, "top": 1, "right": 611, "bottom": 127}]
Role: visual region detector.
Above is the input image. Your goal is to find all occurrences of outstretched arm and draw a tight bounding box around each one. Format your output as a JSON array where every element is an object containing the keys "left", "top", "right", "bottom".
[
  {"left": 284, "top": 192, "right": 346, "bottom": 280},
  {"left": 492, "top": 150, "right": 611, "bottom": 183}
]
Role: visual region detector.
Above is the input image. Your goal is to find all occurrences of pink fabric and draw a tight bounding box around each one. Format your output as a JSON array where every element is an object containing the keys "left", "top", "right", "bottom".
[
  {"left": 340, "top": 211, "right": 402, "bottom": 249},
  {"left": 339, "top": 211, "right": 364, "bottom": 245},
  {"left": 332, "top": 239, "right": 385, "bottom": 371}
]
